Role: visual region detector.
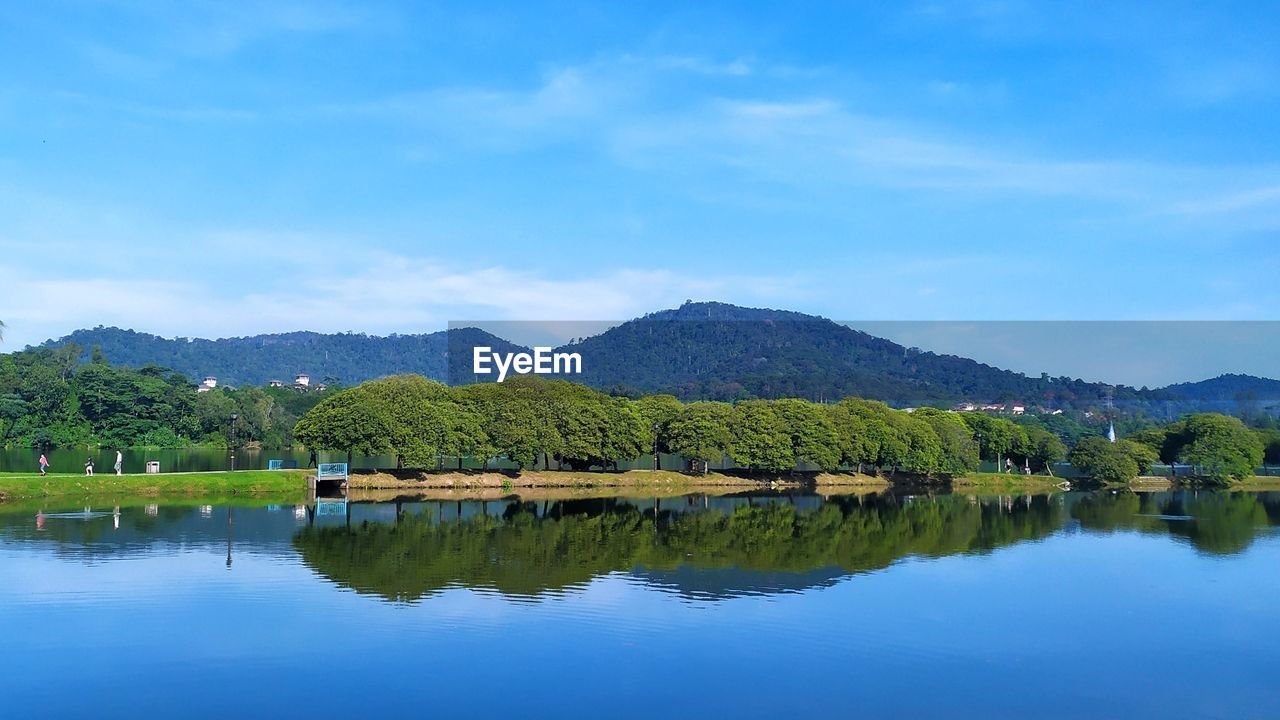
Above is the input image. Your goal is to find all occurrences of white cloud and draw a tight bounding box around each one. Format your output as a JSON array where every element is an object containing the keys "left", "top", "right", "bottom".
[
  {"left": 0, "top": 255, "right": 807, "bottom": 348},
  {"left": 1171, "top": 185, "right": 1280, "bottom": 215},
  {"left": 645, "top": 55, "right": 753, "bottom": 77},
  {"left": 327, "top": 56, "right": 1280, "bottom": 227}
]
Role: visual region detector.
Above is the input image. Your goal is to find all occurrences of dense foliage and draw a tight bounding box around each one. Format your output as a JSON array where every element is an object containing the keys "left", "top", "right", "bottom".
[
  {"left": 4, "top": 333, "right": 1273, "bottom": 485},
  {"left": 0, "top": 344, "right": 336, "bottom": 448},
  {"left": 1126, "top": 413, "right": 1265, "bottom": 482},
  {"left": 294, "top": 494, "right": 1065, "bottom": 602},
  {"left": 293, "top": 374, "right": 1272, "bottom": 483},
  {"left": 292, "top": 375, "right": 1056, "bottom": 477}
]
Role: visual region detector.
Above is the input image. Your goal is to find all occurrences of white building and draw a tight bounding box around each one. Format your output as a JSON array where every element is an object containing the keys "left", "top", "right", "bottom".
[
  {"left": 294, "top": 373, "right": 310, "bottom": 387},
  {"left": 197, "top": 376, "right": 217, "bottom": 393}
]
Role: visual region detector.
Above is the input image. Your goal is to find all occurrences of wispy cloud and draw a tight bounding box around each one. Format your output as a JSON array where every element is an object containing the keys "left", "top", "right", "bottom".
[
  {"left": 325, "top": 55, "right": 1280, "bottom": 228},
  {"left": 158, "top": 0, "right": 375, "bottom": 58},
  {"left": 1171, "top": 185, "right": 1280, "bottom": 215},
  {"left": 643, "top": 55, "right": 753, "bottom": 77},
  {"left": 53, "top": 90, "right": 257, "bottom": 123},
  {"left": 0, "top": 254, "right": 807, "bottom": 347}
]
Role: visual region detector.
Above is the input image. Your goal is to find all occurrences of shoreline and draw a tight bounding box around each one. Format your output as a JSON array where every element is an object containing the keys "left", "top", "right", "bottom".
[
  {"left": 1, "top": 468, "right": 1275, "bottom": 505},
  {"left": 344, "top": 468, "right": 893, "bottom": 491}
]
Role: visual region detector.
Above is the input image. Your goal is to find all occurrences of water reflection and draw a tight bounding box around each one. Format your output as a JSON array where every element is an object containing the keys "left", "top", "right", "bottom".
[
  {"left": 4, "top": 491, "right": 1277, "bottom": 603},
  {"left": 1071, "top": 491, "right": 1280, "bottom": 555},
  {"left": 291, "top": 493, "right": 1068, "bottom": 602}
]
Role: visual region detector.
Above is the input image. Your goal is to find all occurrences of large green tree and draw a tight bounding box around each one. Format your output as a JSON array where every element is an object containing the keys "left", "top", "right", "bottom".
[
  {"left": 294, "top": 388, "right": 395, "bottom": 464},
  {"left": 961, "top": 413, "right": 1027, "bottom": 471},
  {"left": 728, "top": 400, "right": 795, "bottom": 473},
  {"left": 771, "top": 398, "right": 842, "bottom": 471},
  {"left": 913, "top": 408, "right": 979, "bottom": 476},
  {"left": 1174, "top": 413, "right": 1264, "bottom": 483},
  {"left": 1069, "top": 437, "right": 1139, "bottom": 483},
  {"left": 1023, "top": 426, "right": 1067, "bottom": 475},
  {"left": 633, "top": 394, "right": 683, "bottom": 469},
  {"left": 667, "top": 401, "right": 734, "bottom": 473},
  {"left": 1258, "top": 428, "right": 1280, "bottom": 466}
]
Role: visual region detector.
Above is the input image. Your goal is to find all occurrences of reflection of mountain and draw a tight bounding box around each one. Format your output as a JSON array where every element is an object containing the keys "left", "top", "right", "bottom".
[
  {"left": 631, "top": 565, "right": 849, "bottom": 600},
  {"left": 1071, "top": 491, "right": 1280, "bottom": 555},
  {"left": 291, "top": 494, "right": 1068, "bottom": 603}
]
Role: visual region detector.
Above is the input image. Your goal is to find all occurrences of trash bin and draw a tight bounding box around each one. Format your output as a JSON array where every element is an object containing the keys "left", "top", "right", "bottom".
[{"left": 145, "top": 461, "right": 161, "bottom": 474}]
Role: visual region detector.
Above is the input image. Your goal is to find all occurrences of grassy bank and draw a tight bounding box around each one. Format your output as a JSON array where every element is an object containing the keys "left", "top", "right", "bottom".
[
  {"left": 950, "top": 471, "right": 1071, "bottom": 492},
  {"left": 1127, "top": 475, "right": 1280, "bottom": 491},
  {"left": 0, "top": 467, "right": 889, "bottom": 503},
  {"left": 1228, "top": 476, "right": 1280, "bottom": 490},
  {"left": 345, "top": 468, "right": 893, "bottom": 491},
  {"left": 0, "top": 470, "right": 311, "bottom": 501}
]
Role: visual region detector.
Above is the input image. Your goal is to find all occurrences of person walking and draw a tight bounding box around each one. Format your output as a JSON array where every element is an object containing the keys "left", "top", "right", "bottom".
[
  {"left": 85, "top": 457, "right": 94, "bottom": 476},
  {"left": 114, "top": 449, "right": 123, "bottom": 476},
  {"left": 308, "top": 449, "right": 318, "bottom": 469},
  {"left": 39, "top": 453, "right": 49, "bottom": 476}
]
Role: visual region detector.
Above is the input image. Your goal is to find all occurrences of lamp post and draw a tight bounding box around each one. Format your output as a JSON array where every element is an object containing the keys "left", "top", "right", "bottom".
[
  {"left": 652, "top": 422, "right": 660, "bottom": 471},
  {"left": 229, "top": 412, "right": 238, "bottom": 472},
  {"left": 226, "top": 506, "right": 234, "bottom": 569}
]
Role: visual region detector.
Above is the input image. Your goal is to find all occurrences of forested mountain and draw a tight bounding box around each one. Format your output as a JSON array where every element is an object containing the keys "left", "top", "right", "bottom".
[
  {"left": 1162, "top": 374, "right": 1280, "bottom": 401},
  {"left": 37, "top": 326, "right": 521, "bottom": 388},
  {"left": 27, "top": 302, "right": 1280, "bottom": 411},
  {"left": 564, "top": 302, "right": 1136, "bottom": 407}
]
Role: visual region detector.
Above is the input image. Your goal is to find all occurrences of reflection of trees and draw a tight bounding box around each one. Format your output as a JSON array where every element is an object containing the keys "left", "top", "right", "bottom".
[
  {"left": 1071, "top": 491, "right": 1273, "bottom": 555},
  {"left": 292, "top": 494, "right": 1066, "bottom": 603},
  {"left": 1172, "top": 495, "right": 1269, "bottom": 555}
]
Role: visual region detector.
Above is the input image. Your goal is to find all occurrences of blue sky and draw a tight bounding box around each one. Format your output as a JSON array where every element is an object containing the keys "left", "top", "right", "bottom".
[{"left": 2, "top": 1, "right": 1280, "bottom": 373}]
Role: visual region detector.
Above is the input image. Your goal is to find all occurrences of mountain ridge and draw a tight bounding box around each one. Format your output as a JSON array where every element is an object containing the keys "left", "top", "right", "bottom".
[{"left": 27, "top": 302, "right": 1280, "bottom": 406}]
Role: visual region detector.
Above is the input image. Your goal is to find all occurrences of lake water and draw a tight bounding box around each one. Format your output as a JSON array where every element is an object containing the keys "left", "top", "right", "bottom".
[{"left": 2, "top": 490, "right": 1278, "bottom": 718}]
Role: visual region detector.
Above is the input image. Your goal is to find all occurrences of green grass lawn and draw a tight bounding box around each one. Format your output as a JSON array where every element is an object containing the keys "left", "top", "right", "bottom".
[{"left": 0, "top": 469, "right": 311, "bottom": 501}]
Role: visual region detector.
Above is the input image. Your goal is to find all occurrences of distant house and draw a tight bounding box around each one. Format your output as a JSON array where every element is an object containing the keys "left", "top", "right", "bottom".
[
  {"left": 294, "top": 373, "right": 310, "bottom": 388},
  {"left": 980, "top": 403, "right": 1003, "bottom": 412},
  {"left": 1010, "top": 404, "right": 1026, "bottom": 415},
  {"left": 268, "top": 379, "right": 283, "bottom": 388},
  {"left": 197, "top": 376, "right": 217, "bottom": 393},
  {"left": 952, "top": 402, "right": 978, "bottom": 412}
]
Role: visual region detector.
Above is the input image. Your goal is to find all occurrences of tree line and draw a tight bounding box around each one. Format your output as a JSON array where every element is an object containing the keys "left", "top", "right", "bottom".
[
  {"left": 3, "top": 341, "right": 1275, "bottom": 484},
  {"left": 294, "top": 374, "right": 1276, "bottom": 484},
  {"left": 0, "top": 344, "right": 337, "bottom": 448},
  {"left": 294, "top": 374, "right": 1067, "bottom": 477}
]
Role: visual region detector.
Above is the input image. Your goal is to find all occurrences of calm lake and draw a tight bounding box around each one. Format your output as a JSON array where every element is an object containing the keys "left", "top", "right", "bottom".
[{"left": 2, "top": 490, "right": 1278, "bottom": 718}]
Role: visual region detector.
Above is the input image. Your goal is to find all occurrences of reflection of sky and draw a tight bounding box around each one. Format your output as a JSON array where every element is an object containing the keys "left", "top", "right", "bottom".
[{"left": 2, "top": 515, "right": 1279, "bottom": 717}]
